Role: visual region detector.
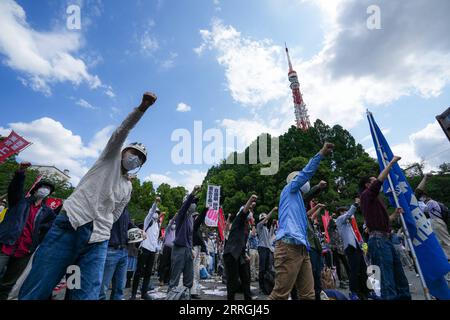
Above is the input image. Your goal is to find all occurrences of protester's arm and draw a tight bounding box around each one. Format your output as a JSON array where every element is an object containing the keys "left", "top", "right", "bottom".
[
  {"left": 307, "top": 203, "right": 323, "bottom": 217},
  {"left": 7, "top": 162, "right": 30, "bottom": 207},
  {"left": 100, "top": 93, "right": 157, "bottom": 160},
  {"left": 389, "top": 207, "right": 403, "bottom": 223},
  {"left": 176, "top": 186, "right": 200, "bottom": 224},
  {"left": 377, "top": 156, "right": 401, "bottom": 183},
  {"left": 311, "top": 204, "right": 325, "bottom": 220},
  {"left": 416, "top": 172, "right": 432, "bottom": 193},
  {"left": 194, "top": 208, "right": 208, "bottom": 230},
  {"left": 289, "top": 143, "right": 333, "bottom": 193},
  {"left": 144, "top": 197, "right": 161, "bottom": 228},
  {"left": 242, "top": 195, "right": 258, "bottom": 215},
  {"left": 261, "top": 207, "right": 278, "bottom": 224},
  {"left": 303, "top": 181, "right": 327, "bottom": 204}
]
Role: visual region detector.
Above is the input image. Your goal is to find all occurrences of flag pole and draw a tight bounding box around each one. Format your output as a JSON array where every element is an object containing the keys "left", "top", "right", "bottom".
[{"left": 367, "top": 110, "right": 431, "bottom": 300}]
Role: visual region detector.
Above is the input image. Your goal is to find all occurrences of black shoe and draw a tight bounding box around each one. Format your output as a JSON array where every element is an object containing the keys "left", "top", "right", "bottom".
[
  {"left": 142, "top": 293, "right": 153, "bottom": 300},
  {"left": 191, "top": 294, "right": 201, "bottom": 299},
  {"left": 129, "top": 295, "right": 137, "bottom": 300}
]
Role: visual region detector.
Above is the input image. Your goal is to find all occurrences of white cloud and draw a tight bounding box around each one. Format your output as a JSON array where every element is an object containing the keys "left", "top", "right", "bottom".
[
  {"left": 178, "top": 169, "right": 207, "bottom": 191},
  {"left": 161, "top": 52, "right": 178, "bottom": 69},
  {"left": 0, "top": 0, "right": 102, "bottom": 95},
  {"left": 139, "top": 20, "right": 159, "bottom": 56},
  {"left": 145, "top": 169, "right": 207, "bottom": 191},
  {"left": 176, "top": 102, "right": 191, "bottom": 113},
  {"left": 0, "top": 118, "right": 114, "bottom": 185},
  {"left": 104, "top": 86, "right": 115, "bottom": 98},
  {"left": 145, "top": 173, "right": 179, "bottom": 188},
  {"left": 76, "top": 98, "right": 96, "bottom": 110},
  {"left": 366, "top": 122, "right": 450, "bottom": 172},
  {"left": 195, "top": 19, "right": 286, "bottom": 107}
]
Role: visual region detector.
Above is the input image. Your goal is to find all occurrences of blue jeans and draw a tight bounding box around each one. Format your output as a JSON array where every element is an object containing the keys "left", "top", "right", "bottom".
[
  {"left": 368, "top": 235, "right": 411, "bottom": 300},
  {"left": 99, "top": 248, "right": 128, "bottom": 300},
  {"left": 208, "top": 253, "right": 215, "bottom": 274},
  {"left": 19, "top": 213, "right": 108, "bottom": 300}
]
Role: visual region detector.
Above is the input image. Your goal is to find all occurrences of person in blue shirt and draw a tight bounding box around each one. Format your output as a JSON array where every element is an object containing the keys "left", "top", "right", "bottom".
[{"left": 269, "top": 142, "right": 334, "bottom": 300}]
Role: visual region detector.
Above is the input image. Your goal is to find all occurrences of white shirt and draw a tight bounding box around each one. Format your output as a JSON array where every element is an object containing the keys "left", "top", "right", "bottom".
[
  {"left": 62, "top": 108, "right": 144, "bottom": 243},
  {"left": 141, "top": 202, "right": 161, "bottom": 252}
]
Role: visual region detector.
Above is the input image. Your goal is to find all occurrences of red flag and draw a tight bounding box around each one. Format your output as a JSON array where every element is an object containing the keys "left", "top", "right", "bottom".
[
  {"left": 0, "top": 131, "right": 31, "bottom": 164},
  {"left": 217, "top": 207, "right": 225, "bottom": 242},
  {"left": 159, "top": 212, "right": 166, "bottom": 225},
  {"left": 351, "top": 216, "right": 363, "bottom": 242},
  {"left": 321, "top": 210, "right": 331, "bottom": 243},
  {"left": 46, "top": 198, "right": 63, "bottom": 210}
]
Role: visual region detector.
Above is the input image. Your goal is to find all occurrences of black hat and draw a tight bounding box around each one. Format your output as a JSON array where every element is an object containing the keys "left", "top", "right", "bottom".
[{"left": 30, "top": 180, "right": 55, "bottom": 196}]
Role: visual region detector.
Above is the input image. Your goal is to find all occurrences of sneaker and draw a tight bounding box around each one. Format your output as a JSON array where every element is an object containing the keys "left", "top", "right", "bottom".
[
  {"left": 191, "top": 294, "right": 201, "bottom": 299},
  {"left": 142, "top": 293, "right": 153, "bottom": 300},
  {"left": 349, "top": 292, "right": 360, "bottom": 300}
]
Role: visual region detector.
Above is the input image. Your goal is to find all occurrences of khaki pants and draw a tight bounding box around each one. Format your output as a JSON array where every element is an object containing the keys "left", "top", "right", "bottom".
[
  {"left": 249, "top": 249, "right": 259, "bottom": 281},
  {"left": 431, "top": 218, "right": 450, "bottom": 260},
  {"left": 269, "top": 240, "right": 315, "bottom": 300}
]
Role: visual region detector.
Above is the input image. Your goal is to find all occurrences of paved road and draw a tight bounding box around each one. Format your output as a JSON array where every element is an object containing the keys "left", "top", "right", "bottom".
[{"left": 95, "top": 267, "right": 428, "bottom": 300}]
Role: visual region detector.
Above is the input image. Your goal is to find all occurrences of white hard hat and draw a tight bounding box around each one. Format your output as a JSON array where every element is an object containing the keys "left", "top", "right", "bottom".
[
  {"left": 123, "top": 142, "right": 148, "bottom": 164},
  {"left": 128, "top": 228, "right": 145, "bottom": 243},
  {"left": 286, "top": 171, "right": 299, "bottom": 184}
]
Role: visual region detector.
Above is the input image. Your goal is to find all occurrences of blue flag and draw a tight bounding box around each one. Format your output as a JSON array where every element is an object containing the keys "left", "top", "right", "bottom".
[{"left": 367, "top": 111, "right": 450, "bottom": 300}]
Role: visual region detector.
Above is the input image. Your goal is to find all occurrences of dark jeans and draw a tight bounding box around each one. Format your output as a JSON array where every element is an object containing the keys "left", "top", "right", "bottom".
[
  {"left": 19, "top": 213, "right": 108, "bottom": 300},
  {"left": 345, "top": 245, "right": 369, "bottom": 298},
  {"left": 332, "top": 250, "right": 350, "bottom": 281},
  {"left": 168, "top": 245, "right": 193, "bottom": 291},
  {"left": 368, "top": 236, "right": 411, "bottom": 300},
  {"left": 158, "top": 245, "right": 172, "bottom": 284},
  {"left": 223, "top": 253, "right": 252, "bottom": 300},
  {"left": 0, "top": 253, "right": 31, "bottom": 300},
  {"left": 131, "top": 247, "right": 156, "bottom": 297},
  {"left": 257, "top": 246, "right": 271, "bottom": 291},
  {"left": 309, "top": 248, "right": 322, "bottom": 300}
]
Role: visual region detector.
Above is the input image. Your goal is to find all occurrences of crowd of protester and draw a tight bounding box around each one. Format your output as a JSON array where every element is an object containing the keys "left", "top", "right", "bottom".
[{"left": 0, "top": 92, "right": 449, "bottom": 301}]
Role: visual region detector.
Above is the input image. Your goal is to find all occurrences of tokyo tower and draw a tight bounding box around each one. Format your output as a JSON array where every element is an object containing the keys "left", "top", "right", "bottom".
[{"left": 285, "top": 45, "right": 311, "bottom": 131}]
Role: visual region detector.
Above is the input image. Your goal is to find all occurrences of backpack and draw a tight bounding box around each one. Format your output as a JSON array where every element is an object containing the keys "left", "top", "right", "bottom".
[
  {"left": 261, "top": 270, "right": 275, "bottom": 295},
  {"left": 321, "top": 267, "right": 336, "bottom": 290}
]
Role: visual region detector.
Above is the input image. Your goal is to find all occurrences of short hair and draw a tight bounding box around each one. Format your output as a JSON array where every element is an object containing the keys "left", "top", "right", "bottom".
[{"left": 358, "top": 176, "right": 371, "bottom": 194}]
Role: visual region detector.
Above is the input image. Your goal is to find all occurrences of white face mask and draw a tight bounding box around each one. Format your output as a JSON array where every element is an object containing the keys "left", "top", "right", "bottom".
[
  {"left": 153, "top": 213, "right": 159, "bottom": 219},
  {"left": 122, "top": 154, "right": 142, "bottom": 171},
  {"left": 171, "top": 225, "right": 176, "bottom": 230},
  {"left": 300, "top": 181, "right": 310, "bottom": 194},
  {"left": 35, "top": 187, "right": 50, "bottom": 199}
]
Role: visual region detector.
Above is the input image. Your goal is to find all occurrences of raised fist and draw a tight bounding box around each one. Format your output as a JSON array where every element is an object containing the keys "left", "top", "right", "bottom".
[
  {"left": 391, "top": 156, "right": 401, "bottom": 163},
  {"left": 141, "top": 92, "right": 157, "bottom": 108},
  {"left": 320, "top": 143, "right": 334, "bottom": 156},
  {"left": 19, "top": 162, "right": 31, "bottom": 170}
]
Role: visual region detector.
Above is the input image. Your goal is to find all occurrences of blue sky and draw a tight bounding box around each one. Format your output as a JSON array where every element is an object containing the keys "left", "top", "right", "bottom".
[{"left": 1, "top": 0, "right": 449, "bottom": 188}]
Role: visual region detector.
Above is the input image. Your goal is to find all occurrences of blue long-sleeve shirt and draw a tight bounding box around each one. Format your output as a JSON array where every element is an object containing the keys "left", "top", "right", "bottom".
[{"left": 276, "top": 153, "right": 323, "bottom": 250}]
